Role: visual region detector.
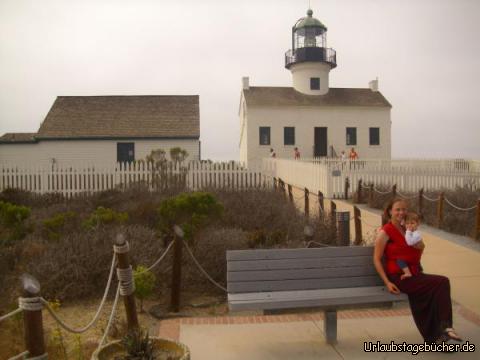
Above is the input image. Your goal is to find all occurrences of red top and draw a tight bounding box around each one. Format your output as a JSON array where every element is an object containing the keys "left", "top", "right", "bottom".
[{"left": 383, "top": 222, "right": 422, "bottom": 275}]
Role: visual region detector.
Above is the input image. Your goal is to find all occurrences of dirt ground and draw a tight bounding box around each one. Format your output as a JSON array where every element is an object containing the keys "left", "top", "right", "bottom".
[{"left": 0, "top": 290, "right": 227, "bottom": 359}]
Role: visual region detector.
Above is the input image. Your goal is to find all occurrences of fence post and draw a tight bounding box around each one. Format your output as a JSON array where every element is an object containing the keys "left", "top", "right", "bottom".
[
  {"left": 318, "top": 191, "right": 324, "bottom": 213},
  {"left": 170, "top": 226, "right": 184, "bottom": 313},
  {"left": 21, "top": 274, "right": 46, "bottom": 358},
  {"left": 392, "top": 184, "right": 397, "bottom": 199},
  {"left": 336, "top": 211, "right": 350, "bottom": 246},
  {"left": 353, "top": 206, "right": 362, "bottom": 245},
  {"left": 357, "top": 179, "right": 363, "bottom": 203},
  {"left": 279, "top": 178, "right": 286, "bottom": 197},
  {"left": 437, "top": 192, "right": 445, "bottom": 229},
  {"left": 304, "top": 188, "right": 310, "bottom": 218},
  {"left": 273, "top": 177, "right": 277, "bottom": 191},
  {"left": 114, "top": 234, "right": 139, "bottom": 331},
  {"left": 418, "top": 188, "right": 424, "bottom": 220},
  {"left": 344, "top": 177, "right": 350, "bottom": 200},
  {"left": 288, "top": 184, "right": 293, "bottom": 203},
  {"left": 369, "top": 184, "right": 374, "bottom": 207},
  {"left": 330, "top": 201, "right": 337, "bottom": 230},
  {"left": 476, "top": 199, "right": 480, "bottom": 241}
]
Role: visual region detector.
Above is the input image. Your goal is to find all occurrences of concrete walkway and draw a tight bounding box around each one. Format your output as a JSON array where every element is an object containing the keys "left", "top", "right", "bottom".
[{"left": 157, "top": 194, "right": 480, "bottom": 359}]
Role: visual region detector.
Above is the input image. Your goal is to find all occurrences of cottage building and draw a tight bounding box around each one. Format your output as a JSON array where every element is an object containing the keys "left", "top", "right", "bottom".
[
  {"left": 0, "top": 95, "right": 200, "bottom": 165},
  {"left": 239, "top": 9, "right": 392, "bottom": 166}
]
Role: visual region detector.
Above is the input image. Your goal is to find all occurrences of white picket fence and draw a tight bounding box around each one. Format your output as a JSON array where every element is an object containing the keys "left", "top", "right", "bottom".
[
  {"left": 264, "top": 158, "right": 480, "bottom": 198},
  {"left": 0, "top": 161, "right": 271, "bottom": 197}
]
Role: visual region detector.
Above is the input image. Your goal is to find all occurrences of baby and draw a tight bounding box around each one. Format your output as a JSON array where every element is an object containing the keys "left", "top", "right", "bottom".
[{"left": 397, "top": 212, "right": 424, "bottom": 280}]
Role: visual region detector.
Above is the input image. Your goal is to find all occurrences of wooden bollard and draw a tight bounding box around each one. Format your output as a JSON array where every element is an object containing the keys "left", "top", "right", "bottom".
[
  {"left": 437, "top": 192, "right": 445, "bottom": 229},
  {"left": 330, "top": 201, "right": 337, "bottom": 229},
  {"left": 279, "top": 178, "right": 286, "bottom": 197},
  {"left": 288, "top": 184, "right": 293, "bottom": 203},
  {"left": 170, "top": 226, "right": 184, "bottom": 313},
  {"left": 357, "top": 179, "right": 363, "bottom": 203},
  {"left": 273, "top": 177, "right": 277, "bottom": 190},
  {"left": 392, "top": 184, "right": 397, "bottom": 199},
  {"left": 304, "top": 188, "right": 310, "bottom": 218},
  {"left": 418, "top": 188, "right": 424, "bottom": 220},
  {"left": 353, "top": 206, "right": 362, "bottom": 245},
  {"left": 368, "top": 184, "right": 374, "bottom": 207},
  {"left": 21, "top": 274, "right": 46, "bottom": 358},
  {"left": 475, "top": 199, "right": 480, "bottom": 241},
  {"left": 114, "top": 234, "right": 139, "bottom": 330},
  {"left": 318, "top": 191, "right": 324, "bottom": 213},
  {"left": 344, "top": 177, "right": 350, "bottom": 200}
]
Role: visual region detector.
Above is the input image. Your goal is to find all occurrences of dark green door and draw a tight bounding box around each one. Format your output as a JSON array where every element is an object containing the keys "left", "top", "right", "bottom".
[
  {"left": 314, "top": 127, "right": 327, "bottom": 157},
  {"left": 117, "top": 143, "right": 135, "bottom": 163}
]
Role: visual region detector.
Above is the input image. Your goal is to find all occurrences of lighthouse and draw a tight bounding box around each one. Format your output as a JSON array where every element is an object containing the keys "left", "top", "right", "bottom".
[{"left": 285, "top": 9, "right": 337, "bottom": 95}]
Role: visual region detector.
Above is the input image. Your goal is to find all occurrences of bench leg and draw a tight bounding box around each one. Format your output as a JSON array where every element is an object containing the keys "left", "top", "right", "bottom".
[{"left": 324, "top": 310, "right": 337, "bottom": 345}]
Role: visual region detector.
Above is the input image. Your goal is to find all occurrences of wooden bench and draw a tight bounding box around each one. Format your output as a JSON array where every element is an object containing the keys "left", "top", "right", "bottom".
[{"left": 226, "top": 246, "right": 407, "bottom": 344}]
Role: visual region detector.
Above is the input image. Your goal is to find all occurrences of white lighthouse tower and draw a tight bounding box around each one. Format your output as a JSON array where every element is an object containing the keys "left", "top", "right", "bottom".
[{"left": 285, "top": 9, "right": 337, "bottom": 95}]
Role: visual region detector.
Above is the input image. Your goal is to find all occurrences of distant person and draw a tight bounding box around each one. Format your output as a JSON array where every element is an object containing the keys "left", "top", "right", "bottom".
[
  {"left": 340, "top": 150, "right": 346, "bottom": 161},
  {"left": 349, "top": 147, "right": 358, "bottom": 160},
  {"left": 294, "top": 147, "right": 300, "bottom": 160},
  {"left": 269, "top": 148, "right": 276, "bottom": 158},
  {"left": 397, "top": 212, "right": 424, "bottom": 280}
]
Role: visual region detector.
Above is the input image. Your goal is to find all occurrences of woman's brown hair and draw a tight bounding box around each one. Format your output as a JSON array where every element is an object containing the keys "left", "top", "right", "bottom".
[{"left": 382, "top": 198, "right": 408, "bottom": 224}]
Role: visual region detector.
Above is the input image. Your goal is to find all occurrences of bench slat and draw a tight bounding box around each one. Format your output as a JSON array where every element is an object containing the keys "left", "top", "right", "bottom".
[
  {"left": 228, "top": 265, "right": 378, "bottom": 282},
  {"left": 227, "top": 255, "right": 373, "bottom": 272},
  {"left": 228, "top": 275, "right": 383, "bottom": 293},
  {"left": 228, "top": 287, "right": 407, "bottom": 311},
  {"left": 227, "top": 246, "right": 374, "bottom": 261}
]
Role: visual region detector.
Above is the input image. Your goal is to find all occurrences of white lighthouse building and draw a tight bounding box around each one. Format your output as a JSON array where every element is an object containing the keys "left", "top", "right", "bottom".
[{"left": 239, "top": 9, "right": 392, "bottom": 167}]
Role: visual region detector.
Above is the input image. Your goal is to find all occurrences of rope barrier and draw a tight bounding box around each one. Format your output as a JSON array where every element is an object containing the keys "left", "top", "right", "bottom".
[
  {"left": 139, "top": 240, "right": 175, "bottom": 274},
  {"left": 97, "top": 283, "right": 121, "bottom": 351},
  {"left": 7, "top": 351, "right": 30, "bottom": 360},
  {"left": 422, "top": 194, "right": 440, "bottom": 202},
  {"left": 116, "top": 266, "right": 135, "bottom": 296},
  {"left": 397, "top": 191, "right": 418, "bottom": 200},
  {"left": 444, "top": 197, "right": 477, "bottom": 211},
  {"left": 24, "top": 354, "right": 47, "bottom": 360},
  {"left": 373, "top": 188, "right": 391, "bottom": 195},
  {"left": 181, "top": 238, "right": 227, "bottom": 292},
  {"left": 305, "top": 241, "right": 331, "bottom": 248},
  {"left": 358, "top": 216, "right": 381, "bottom": 229},
  {"left": 18, "top": 297, "right": 43, "bottom": 312},
  {"left": 38, "top": 254, "right": 117, "bottom": 334},
  {"left": 0, "top": 307, "right": 22, "bottom": 322}
]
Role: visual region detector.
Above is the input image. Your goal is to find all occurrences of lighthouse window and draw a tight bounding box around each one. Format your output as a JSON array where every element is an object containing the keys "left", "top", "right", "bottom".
[
  {"left": 259, "top": 127, "right": 271, "bottom": 145},
  {"left": 284, "top": 127, "right": 295, "bottom": 145},
  {"left": 346, "top": 127, "right": 357, "bottom": 145},
  {"left": 310, "top": 78, "right": 320, "bottom": 90},
  {"left": 369, "top": 127, "right": 380, "bottom": 145}
]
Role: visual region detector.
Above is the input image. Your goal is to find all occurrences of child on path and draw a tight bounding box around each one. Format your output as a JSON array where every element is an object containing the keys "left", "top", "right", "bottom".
[
  {"left": 294, "top": 147, "right": 300, "bottom": 160},
  {"left": 269, "top": 148, "right": 276, "bottom": 158},
  {"left": 397, "top": 212, "right": 424, "bottom": 280}
]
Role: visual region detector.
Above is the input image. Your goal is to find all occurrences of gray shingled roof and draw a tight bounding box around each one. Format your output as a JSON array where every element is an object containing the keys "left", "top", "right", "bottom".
[
  {"left": 36, "top": 95, "right": 200, "bottom": 139},
  {"left": 0, "top": 133, "right": 37, "bottom": 143},
  {"left": 243, "top": 87, "right": 392, "bottom": 108}
]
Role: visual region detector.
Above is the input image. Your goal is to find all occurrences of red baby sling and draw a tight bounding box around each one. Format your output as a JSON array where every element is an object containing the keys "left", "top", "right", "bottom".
[{"left": 383, "top": 222, "right": 422, "bottom": 275}]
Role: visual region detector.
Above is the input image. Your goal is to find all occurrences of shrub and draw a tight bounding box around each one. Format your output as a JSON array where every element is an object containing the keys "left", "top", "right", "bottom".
[
  {"left": 169, "top": 147, "right": 189, "bottom": 163},
  {"left": 82, "top": 206, "right": 128, "bottom": 230},
  {"left": 133, "top": 265, "right": 156, "bottom": 312},
  {"left": 0, "top": 200, "right": 31, "bottom": 244},
  {"left": 42, "top": 211, "right": 76, "bottom": 241}
]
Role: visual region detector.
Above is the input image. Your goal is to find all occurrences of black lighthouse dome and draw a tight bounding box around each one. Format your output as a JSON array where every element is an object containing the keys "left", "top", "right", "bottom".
[{"left": 285, "top": 9, "right": 337, "bottom": 69}]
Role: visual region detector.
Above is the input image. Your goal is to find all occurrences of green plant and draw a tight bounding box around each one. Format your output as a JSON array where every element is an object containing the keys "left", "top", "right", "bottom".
[
  {"left": 169, "top": 147, "right": 188, "bottom": 163},
  {"left": 46, "top": 299, "right": 68, "bottom": 360},
  {"left": 157, "top": 192, "right": 223, "bottom": 243},
  {"left": 0, "top": 200, "right": 31, "bottom": 244},
  {"left": 42, "top": 211, "right": 76, "bottom": 240},
  {"left": 82, "top": 206, "right": 128, "bottom": 230},
  {"left": 72, "top": 334, "right": 86, "bottom": 360},
  {"left": 116, "top": 328, "right": 155, "bottom": 360},
  {"left": 133, "top": 266, "right": 156, "bottom": 312}
]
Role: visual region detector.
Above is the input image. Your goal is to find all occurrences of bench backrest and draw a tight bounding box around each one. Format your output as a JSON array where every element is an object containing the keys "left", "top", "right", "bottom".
[{"left": 227, "top": 246, "right": 383, "bottom": 294}]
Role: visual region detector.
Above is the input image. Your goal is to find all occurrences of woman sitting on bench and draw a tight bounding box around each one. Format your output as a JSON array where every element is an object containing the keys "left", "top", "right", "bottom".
[{"left": 373, "top": 198, "right": 462, "bottom": 344}]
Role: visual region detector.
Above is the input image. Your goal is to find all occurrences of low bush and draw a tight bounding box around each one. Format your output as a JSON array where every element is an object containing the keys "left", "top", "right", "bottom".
[
  {"left": 0, "top": 200, "right": 32, "bottom": 245},
  {"left": 42, "top": 211, "right": 77, "bottom": 241},
  {"left": 82, "top": 206, "right": 128, "bottom": 230}
]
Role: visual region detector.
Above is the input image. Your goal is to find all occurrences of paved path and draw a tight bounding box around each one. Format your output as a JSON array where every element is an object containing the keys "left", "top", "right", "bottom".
[{"left": 157, "top": 191, "right": 480, "bottom": 359}]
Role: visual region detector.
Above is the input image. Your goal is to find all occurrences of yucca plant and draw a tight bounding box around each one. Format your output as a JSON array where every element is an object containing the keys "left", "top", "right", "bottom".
[{"left": 116, "top": 328, "right": 155, "bottom": 360}]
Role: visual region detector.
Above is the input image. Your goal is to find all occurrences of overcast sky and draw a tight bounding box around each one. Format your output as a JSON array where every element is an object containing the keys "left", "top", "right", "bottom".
[{"left": 1, "top": 0, "right": 479, "bottom": 160}]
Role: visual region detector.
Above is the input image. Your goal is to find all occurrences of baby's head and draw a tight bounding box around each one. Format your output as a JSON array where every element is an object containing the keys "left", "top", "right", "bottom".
[{"left": 405, "top": 212, "right": 420, "bottom": 230}]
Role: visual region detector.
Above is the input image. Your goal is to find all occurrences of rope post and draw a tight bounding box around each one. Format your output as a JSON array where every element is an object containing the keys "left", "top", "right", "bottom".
[
  {"left": 368, "top": 184, "right": 374, "bottom": 207},
  {"left": 330, "top": 201, "right": 337, "bottom": 231},
  {"left": 437, "top": 192, "right": 445, "bottom": 229},
  {"left": 419, "top": 188, "right": 424, "bottom": 220},
  {"left": 273, "top": 177, "right": 277, "bottom": 191},
  {"left": 344, "top": 177, "right": 350, "bottom": 200},
  {"left": 336, "top": 211, "right": 350, "bottom": 246},
  {"left": 279, "top": 178, "right": 286, "bottom": 198},
  {"left": 476, "top": 199, "right": 480, "bottom": 241},
  {"left": 288, "top": 184, "right": 293, "bottom": 203},
  {"left": 357, "top": 179, "right": 363, "bottom": 203},
  {"left": 392, "top": 184, "right": 397, "bottom": 199},
  {"left": 304, "top": 188, "right": 310, "bottom": 218},
  {"left": 170, "top": 226, "right": 184, "bottom": 313},
  {"left": 318, "top": 191, "right": 324, "bottom": 213},
  {"left": 353, "top": 206, "right": 362, "bottom": 245},
  {"left": 21, "top": 274, "right": 46, "bottom": 358},
  {"left": 114, "top": 234, "right": 139, "bottom": 331}
]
